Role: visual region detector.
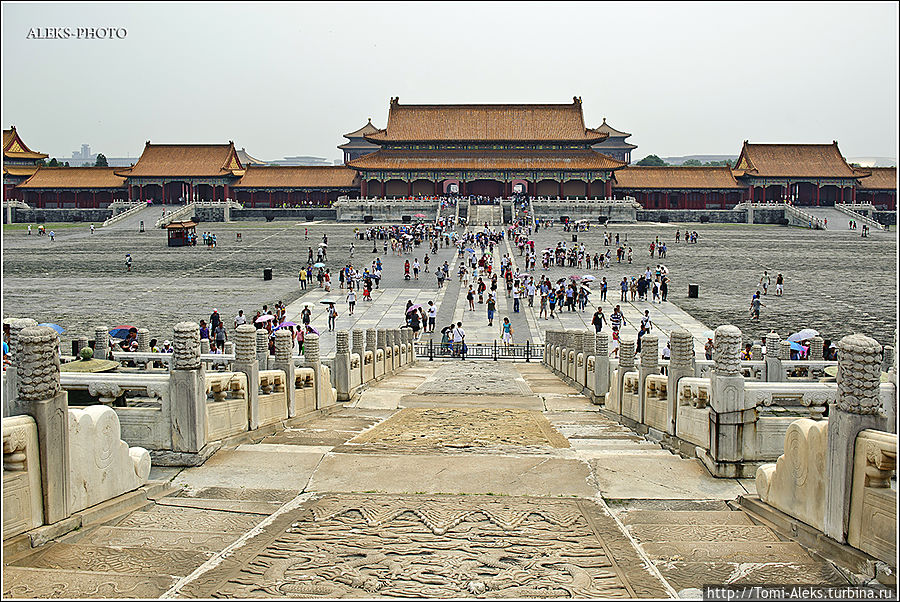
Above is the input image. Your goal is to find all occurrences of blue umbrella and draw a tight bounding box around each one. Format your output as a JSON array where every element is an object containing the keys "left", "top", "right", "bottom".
[
  {"left": 38, "top": 323, "right": 65, "bottom": 334},
  {"left": 313, "top": 262, "right": 326, "bottom": 268},
  {"left": 109, "top": 327, "right": 135, "bottom": 339},
  {"left": 789, "top": 341, "right": 807, "bottom": 352}
]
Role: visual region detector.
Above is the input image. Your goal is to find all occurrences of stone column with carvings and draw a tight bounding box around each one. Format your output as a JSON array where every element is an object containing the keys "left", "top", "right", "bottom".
[
  {"left": 765, "top": 331, "right": 783, "bottom": 382},
  {"left": 233, "top": 324, "right": 260, "bottom": 428},
  {"left": 581, "top": 331, "right": 593, "bottom": 391},
  {"left": 808, "top": 336, "right": 824, "bottom": 361},
  {"left": 93, "top": 325, "right": 110, "bottom": 362},
  {"left": 638, "top": 334, "right": 659, "bottom": 424},
  {"left": 75, "top": 336, "right": 89, "bottom": 356},
  {"left": 705, "top": 325, "right": 749, "bottom": 476},
  {"left": 365, "top": 328, "right": 377, "bottom": 381},
  {"left": 256, "top": 328, "right": 269, "bottom": 370},
  {"left": 274, "top": 329, "right": 296, "bottom": 417},
  {"left": 824, "top": 333, "right": 888, "bottom": 543},
  {"left": 334, "top": 330, "right": 352, "bottom": 401},
  {"left": 3, "top": 318, "right": 38, "bottom": 418},
  {"left": 15, "top": 325, "right": 69, "bottom": 523},
  {"left": 573, "top": 331, "right": 586, "bottom": 386},
  {"left": 594, "top": 332, "right": 610, "bottom": 404},
  {"left": 137, "top": 328, "right": 150, "bottom": 353},
  {"left": 170, "top": 322, "right": 207, "bottom": 454},
  {"left": 667, "top": 330, "right": 695, "bottom": 435},
  {"left": 616, "top": 336, "right": 636, "bottom": 414},
  {"left": 750, "top": 344, "right": 762, "bottom": 361},
  {"left": 377, "top": 329, "right": 388, "bottom": 374},
  {"left": 304, "top": 333, "right": 324, "bottom": 409},
  {"left": 391, "top": 329, "right": 402, "bottom": 369},
  {"left": 352, "top": 329, "right": 365, "bottom": 384}
]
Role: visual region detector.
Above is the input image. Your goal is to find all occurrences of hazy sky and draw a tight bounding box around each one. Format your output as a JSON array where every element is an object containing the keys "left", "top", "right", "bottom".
[{"left": 2, "top": 2, "right": 897, "bottom": 161}]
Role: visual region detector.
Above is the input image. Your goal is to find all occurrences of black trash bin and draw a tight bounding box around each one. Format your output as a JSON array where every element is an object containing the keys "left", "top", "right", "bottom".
[
  {"left": 363, "top": 215, "right": 374, "bottom": 223},
  {"left": 571, "top": 234, "right": 578, "bottom": 242},
  {"left": 402, "top": 215, "right": 411, "bottom": 223},
  {"left": 688, "top": 284, "right": 699, "bottom": 298},
  {"left": 263, "top": 268, "right": 273, "bottom": 281}
]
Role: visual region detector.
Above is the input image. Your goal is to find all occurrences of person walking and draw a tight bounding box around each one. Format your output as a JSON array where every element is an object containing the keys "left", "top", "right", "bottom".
[
  {"left": 467, "top": 286, "right": 475, "bottom": 311},
  {"left": 620, "top": 277, "right": 628, "bottom": 302},
  {"left": 326, "top": 303, "right": 338, "bottom": 331},
  {"left": 501, "top": 317, "right": 514, "bottom": 348},
  {"left": 775, "top": 273, "right": 784, "bottom": 296},
  {"left": 426, "top": 301, "right": 437, "bottom": 333},
  {"left": 592, "top": 308, "right": 606, "bottom": 333},
  {"left": 452, "top": 321, "right": 466, "bottom": 357},
  {"left": 346, "top": 288, "right": 357, "bottom": 316},
  {"left": 487, "top": 294, "right": 496, "bottom": 326}
]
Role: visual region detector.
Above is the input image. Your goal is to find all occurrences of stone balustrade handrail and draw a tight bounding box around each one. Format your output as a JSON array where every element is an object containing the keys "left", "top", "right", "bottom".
[
  {"left": 833, "top": 203, "right": 887, "bottom": 231},
  {"left": 102, "top": 202, "right": 146, "bottom": 227},
  {"left": 111, "top": 351, "right": 235, "bottom": 366},
  {"left": 783, "top": 203, "right": 825, "bottom": 229},
  {"left": 155, "top": 203, "right": 195, "bottom": 228}
]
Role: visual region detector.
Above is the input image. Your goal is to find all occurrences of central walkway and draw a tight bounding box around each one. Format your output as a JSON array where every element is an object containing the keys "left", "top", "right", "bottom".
[
  {"left": 3, "top": 361, "right": 848, "bottom": 598},
  {"left": 285, "top": 221, "right": 712, "bottom": 357}
]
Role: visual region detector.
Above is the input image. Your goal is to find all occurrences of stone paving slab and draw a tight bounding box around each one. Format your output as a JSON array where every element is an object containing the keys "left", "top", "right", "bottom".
[
  {"left": 113, "top": 506, "right": 262, "bottom": 533},
  {"left": 171, "top": 448, "right": 325, "bottom": 492},
  {"left": 589, "top": 455, "right": 748, "bottom": 500},
  {"left": 153, "top": 497, "right": 284, "bottom": 515},
  {"left": 621, "top": 510, "right": 753, "bottom": 525},
  {"left": 628, "top": 523, "right": 779, "bottom": 543},
  {"left": 348, "top": 407, "right": 570, "bottom": 448},
  {"left": 2, "top": 566, "right": 176, "bottom": 599},
  {"left": 306, "top": 454, "right": 597, "bottom": 497},
  {"left": 10, "top": 542, "right": 210, "bottom": 576},
  {"left": 654, "top": 560, "right": 850, "bottom": 590},
  {"left": 173, "top": 493, "right": 671, "bottom": 598},
  {"left": 397, "top": 394, "right": 545, "bottom": 410},
  {"left": 82, "top": 526, "right": 240, "bottom": 552},
  {"left": 640, "top": 541, "right": 813, "bottom": 563}
]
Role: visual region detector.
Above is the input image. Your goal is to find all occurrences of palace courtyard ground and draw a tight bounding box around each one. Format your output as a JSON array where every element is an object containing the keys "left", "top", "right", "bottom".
[{"left": 2, "top": 205, "right": 896, "bottom": 353}]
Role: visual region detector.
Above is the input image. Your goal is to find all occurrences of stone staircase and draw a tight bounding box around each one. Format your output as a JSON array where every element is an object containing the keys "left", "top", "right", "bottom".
[
  {"left": 470, "top": 204, "right": 502, "bottom": 226},
  {"left": 2, "top": 486, "right": 285, "bottom": 598},
  {"left": 615, "top": 503, "right": 849, "bottom": 594}
]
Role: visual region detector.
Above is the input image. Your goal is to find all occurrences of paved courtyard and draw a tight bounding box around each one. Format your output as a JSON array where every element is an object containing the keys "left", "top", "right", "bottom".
[{"left": 2, "top": 361, "right": 850, "bottom": 598}]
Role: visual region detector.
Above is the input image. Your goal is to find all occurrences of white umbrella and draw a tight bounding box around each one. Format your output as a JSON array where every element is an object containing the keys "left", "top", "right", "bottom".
[
  {"left": 787, "top": 329, "right": 819, "bottom": 342},
  {"left": 582, "top": 275, "right": 596, "bottom": 282},
  {"left": 318, "top": 242, "right": 328, "bottom": 247}
]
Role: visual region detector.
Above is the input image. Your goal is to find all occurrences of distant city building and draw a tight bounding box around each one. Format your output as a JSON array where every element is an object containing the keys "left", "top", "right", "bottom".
[
  {"left": 269, "top": 155, "right": 333, "bottom": 166},
  {"left": 338, "top": 118, "right": 381, "bottom": 163},
  {"left": 71, "top": 143, "right": 97, "bottom": 165},
  {"left": 592, "top": 118, "right": 637, "bottom": 164}
]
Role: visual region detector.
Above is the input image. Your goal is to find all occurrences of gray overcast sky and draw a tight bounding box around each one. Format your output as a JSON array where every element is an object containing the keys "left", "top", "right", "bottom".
[{"left": 2, "top": 2, "right": 897, "bottom": 161}]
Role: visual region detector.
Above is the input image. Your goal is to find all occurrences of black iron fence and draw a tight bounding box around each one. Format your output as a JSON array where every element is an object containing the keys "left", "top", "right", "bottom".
[{"left": 415, "top": 340, "right": 544, "bottom": 361}]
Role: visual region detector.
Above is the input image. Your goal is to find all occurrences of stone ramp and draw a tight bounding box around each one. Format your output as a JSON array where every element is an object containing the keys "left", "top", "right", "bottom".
[
  {"left": 805, "top": 207, "right": 853, "bottom": 231},
  {"left": 101, "top": 204, "right": 159, "bottom": 231}
]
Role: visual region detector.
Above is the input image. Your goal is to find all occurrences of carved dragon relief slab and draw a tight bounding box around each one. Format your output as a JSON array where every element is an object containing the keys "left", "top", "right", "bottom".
[{"left": 178, "top": 494, "right": 669, "bottom": 599}]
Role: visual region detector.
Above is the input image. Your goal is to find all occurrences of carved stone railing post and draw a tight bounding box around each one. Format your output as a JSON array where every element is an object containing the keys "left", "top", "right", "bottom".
[
  {"left": 334, "top": 330, "right": 352, "bottom": 401},
  {"left": 765, "top": 331, "right": 783, "bottom": 382},
  {"left": 233, "top": 324, "right": 260, "bottom": 429},
  {"left": 704, "top": 325, "right": 749, "bottom": 476},
  {"left": 779, "top": 340, "right": 792, "bottom": 361},
  {"left": 170, "top": 322, "right": 206, "bottom": 453},
  {"left": 274, "top": 329, "right": 296, "bottom": 417},
  {"left": 75, "top": 336, "right": 89, "bottom": 356},
  {"left": 304, "top": 333, "right": 323, "bottom": 409},
  {"left": 407, "top": 329, "right": 417, "bottom": 364},
  {"left": 366, "top": 328, "right": 377, "bottom": 354},
  {"left": 808, "top": 336, "right": 824, "bottom": 361},
  {"left": 581, "top": 331, "right": 593, "bottom": 389},
  {"left": 638, "top": 334, "right": 659, "bottom": 424},
  {"left": 376, "top": 329, "right": 387, "bottom": 372},
  {"left": 616, "top": 337, "right": 636, "bottom": 414},
  {"left": 750, "top": 343, "right": 762, "bottom": 361},
  {"left": 137, "top": 328, "right": 150, "bottom": 353},
  {"left": 594, "top": 332, "right": 610, "bottom": 404},
  {"left": 15, "top": 325, "right": 69, "bottom": 524},
  {"left": 94, "top": 325, "right": 109, "bottom": 361},
  {"left": 824, "top": 334, "right": 888, "bottom": 543},
  {"left": 256, "top": 328, "right": 269, "bottom": 369},
  {"left": 392, "top": 329, "right": 402, "bottom": 368},
  {"left": 573, "top": 331, "right": 586, "bottom": 385},
  {"left": 667, "top": 330, "right": 695, "bottom": 435},
  {"left": 352, "top": 329, "right": 365, "bottom": 383},
  {"left": 3, "top": 318, "right": 38, "bottom": 418}
]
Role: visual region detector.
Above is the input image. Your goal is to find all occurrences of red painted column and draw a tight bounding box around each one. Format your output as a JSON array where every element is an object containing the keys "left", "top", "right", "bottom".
[
  {"left": 665, "top": 192, "right": 669, "bottom": 209},
  {"left": 558, "top": 180, "right": 563, "bottom": 198},
  {"left": 434, "top": 180, "right": 439, "bottom": 196},
  {"left": 605, "top": 179, "right": 612, "bottom": 198},
  {"left": 92, "top": 191, "right": 96, "bottom": 208},
  {"left": 140, "top": 185, "right": 144, "bottom": 201},
  {"left": 852, "top": 185, "right": 856, "bottom": 204},
  {"left": 816, "top": 184, "right": 820, "bottom": 206},
  {"left": 361, "top": 179, "right": 368, "bottom": 198}
]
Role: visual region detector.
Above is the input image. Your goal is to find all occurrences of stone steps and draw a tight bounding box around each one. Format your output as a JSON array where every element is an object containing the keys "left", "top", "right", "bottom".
[
  {"left": 618, "top": 505, "right": 850, "bottom": 592},
  {"left": 2, "top": 489, "right": 283, "bottom": 599}
]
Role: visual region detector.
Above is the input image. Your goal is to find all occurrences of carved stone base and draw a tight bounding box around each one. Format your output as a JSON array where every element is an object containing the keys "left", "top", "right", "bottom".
[{"left": 150, "top": 442, "right": 222, "bottom": 467}]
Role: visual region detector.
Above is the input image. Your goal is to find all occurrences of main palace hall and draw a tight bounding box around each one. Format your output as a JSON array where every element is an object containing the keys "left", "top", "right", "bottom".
[{"left": 3, "top": 97, "right": 896, "bottom": 210}]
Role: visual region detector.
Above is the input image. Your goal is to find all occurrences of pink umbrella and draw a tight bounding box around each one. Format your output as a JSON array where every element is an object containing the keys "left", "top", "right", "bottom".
[{"left": 255, "top": 314, "right": 275, "bottom": 323}]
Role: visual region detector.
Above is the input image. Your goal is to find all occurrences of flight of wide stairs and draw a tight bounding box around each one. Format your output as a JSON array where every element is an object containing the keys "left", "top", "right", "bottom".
[
  {"left": 470, "top": 203, "right": 502, "bottom": 226},
  {"left": 615, "top": 504, "right": 850, "bottom": 592}
]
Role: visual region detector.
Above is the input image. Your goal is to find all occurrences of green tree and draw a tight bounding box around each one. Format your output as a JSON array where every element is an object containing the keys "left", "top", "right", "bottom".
[
  {"left": 636, "top": 154, "right": 667, "bottom": 166},
  {"left": 682, "top": 159, "right": 702, "bottom": 166},
  {"left": 47, "top": 158, "right": 60, "bottom": 167},
  {"left": 94, "top": 153, "right": 108, "bottom": 167}
]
